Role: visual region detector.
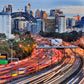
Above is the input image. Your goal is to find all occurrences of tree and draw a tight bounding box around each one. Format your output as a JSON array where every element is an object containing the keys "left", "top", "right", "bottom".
[{"left": 0, "top": 33, "right": 6, "bottom": 39}]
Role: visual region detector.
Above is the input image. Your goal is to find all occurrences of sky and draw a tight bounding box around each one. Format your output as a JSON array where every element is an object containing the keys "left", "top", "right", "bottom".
[{"left": 0, "top": 0, "right": 84, "bottom": 17}]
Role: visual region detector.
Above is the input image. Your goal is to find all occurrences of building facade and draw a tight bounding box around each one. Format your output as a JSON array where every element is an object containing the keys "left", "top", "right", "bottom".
[
  {"left": 2, "top": 4, "right": 12, "bottom": 13},
  {"left": 35, "top": 9, "right": 41, "bottom": 18},
  {"left": 0, "top": 12, "right": 12, "bottom": 38},
  {"left": 58, "top": 14, "right": 66, "bottom": 33},
  {"left": 50, "top": 9, "right": 63, "bottom": 16}
]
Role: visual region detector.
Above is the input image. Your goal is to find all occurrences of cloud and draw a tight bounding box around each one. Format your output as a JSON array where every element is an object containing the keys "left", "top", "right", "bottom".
[
  {"left": 61, "top": 6, "right": 84, "bottom": 15},
  {"left": 38, "top": 6, "right": 84, "bottom": 17}
]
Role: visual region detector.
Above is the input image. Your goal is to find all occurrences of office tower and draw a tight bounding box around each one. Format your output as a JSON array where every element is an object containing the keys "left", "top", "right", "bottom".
[
  {"left": 36, "top": 19, "right": 41, "bottom": 33},
  {"left": 35, "top": 9, "right": 40, "bottom": 18},
  {"left": 50, "top": 9, "right": 63, "bottom": 16},
  {"left": 2, "top": 5, "right": 7, "bottom": 12},
  {"left": 66, "top": 18, "right": 71, "bottom": 27},
  {"left": 74, "top": 15, "right": 81, "bottom": 21},
  {"left": 27, "top": 19, "right": 42, "bottom": 33},
  {"left": 40, "top": 10, "right": 46, "bottom": 19},
  {"left": 0, "top": 12, "right": 12, "bottom": 38},
  {"left": 14, "top": 19, "right": 19, "bottom": 30},
  {"left": 81, "top": 16, "right": 84, "bottom": 26},
  {"left": 58, "top": 14, "right": 66, "bottom": 33},
  {"left": 74, "top": 15, "right": 81, "bottom": 26},
  {"left": 43, "top": 11, "right": 47, "bottom": 19},
  {"left": 31, "top": 23, "right": 37, "bottom": 33},
  {"left": 2, "top": 4, "right": 12, "bottom": 13},
  {"left": 71, "top": 17, "right": 76, "bottom": 27},
  {"left": 41, "top": 19, "right": 46, "bottom": 32},
  {"left": 8, "top": 3, "right": 13, "bottom": 13},
  {"left": 30, "top": 10, "right": 33, "bottom": 16},
  {"left": 46, "top": 16, "right": 55, "bottom": 32},
  {"left": 25, "top": 3, "right": 31, "bottom": 14},
  {"left": 55, "top": 13, "right": 59, "bottom": 28},
  {"left": 14, "top": 19, "right": 28, "bottom": 31}
]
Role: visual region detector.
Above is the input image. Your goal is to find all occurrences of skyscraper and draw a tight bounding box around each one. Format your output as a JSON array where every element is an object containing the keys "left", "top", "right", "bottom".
[
  {"left": 25, "top": 3, "right": 31, "bottom": 14},
  {"left": 58, "top": 14, "right": 66, "bottom": 33},
  {"left": 0, "top": 12, "right": 12, "bottom": 38},
  {"left": 74, "top": 15, "right": 81, "bottom": 21},
  {"left": 71, "top": 17, "right": 76, "bottom": 27},
  {"left": 35, "top": 9, "right": 40, "bottom": 18},
  {"left": 55, "top": 13, "right": 59, "bottom": 28},
  {"left": 36, "top": 19, "right": 41, "bottom": 33},
  {"left": 30, "top": 10, "right": 33, "bottom": 16},
  {"left": 40, "top": 10, "right": 45, "bottom": 19},
  {"left": 2, "top": 5, "right": 7, "bottom": 12},
  {"left": 8, "top": 3, "right": 13, "bottom": 13},
  {"left": 46, "top": 16, "right": 55, "bottom": 32},
  {"left": 50, "top": 9, "right": 63, "bottom": 16},
  {"left": 2, "top": 4, "right": 13, "bottom": 13},
  {"left": 43, "top": 11, "right": 47, "bottom": 19},
  {"left": 81, "top": 16, "right": 84, "bottom": 26}
]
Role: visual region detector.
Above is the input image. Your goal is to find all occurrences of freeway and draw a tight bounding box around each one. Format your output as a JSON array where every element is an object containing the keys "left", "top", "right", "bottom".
[
  {"left": 21, "top": 49, "right": 82, "bottom": 84},
  {"left": 8, "top": 50, "right": 75, "bottom": 84},
  {"left": 66, "top": 69, "right": 83, "bottom": 84},
  {"left": 0, "top": 48, "right": 63, "bottom": 84},
  {"left": 43, "top": 57, "right": 80, "bottom": 84},
  {"left": 79, "top": 78, "right": 84, "bottom": 84},
  {"left": 7, "top": 56, "right": 70, "bottom": 84}
]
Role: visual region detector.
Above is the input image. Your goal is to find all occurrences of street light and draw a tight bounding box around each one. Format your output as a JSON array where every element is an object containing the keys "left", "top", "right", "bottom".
[
  {"left": 8, "top": 41, "right": 20, "bottom": 81},
  {"left": 0, "top": 41, "right": 19, "bottom": 81}
]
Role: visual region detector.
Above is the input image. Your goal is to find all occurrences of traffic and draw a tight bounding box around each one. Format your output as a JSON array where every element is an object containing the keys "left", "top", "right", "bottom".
[{"left": 0, "top": 48, "right": 63, "bottom": 84}]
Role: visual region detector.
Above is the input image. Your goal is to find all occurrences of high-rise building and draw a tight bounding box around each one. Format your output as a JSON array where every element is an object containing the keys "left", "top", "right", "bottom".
[
  {"left": 50, "top": 9, "right": 63, "bottom": 16},
  {"left": 14, "top": 19, "right": 19, "bottom": 30},
  {"left": 66, "top": 18, "right": 72, "bottom": 27},
  {"left": 0, "top": 12, "right": 12, "bottom": 38},
  {"left": 58, "top": 14, "right": 66, "bottom": 33},
  {"left": 30, "top": 10, "right": 33, "bottom": 16},
  {"left": 55, "top": 13, "right": 59, "bottom": 28},
  {"left": 40, "top": 10, "right": 45, "bottom": 19},
  {"left": 31, "top": 23, "right": 37, "bottom": 33},
  {"left": 27, "top": 19, "right": 42, "bottom": 34},
  {"left": 43, "top": 11, "right": 47, "bottom": 19},
  {"left": 2, "top": 5, "right": 7, "bottom": 12},
  {"left": 74, "top": 15, "right": 81, "bottom": 21},
  {"left": 81, "top": 16, "right": 84, "bottom": 26},
  {"left": 14, "top": 19, "right": 28, "bottom": 31},
  {"left": 45, "top": 16, "right": 55, "bottom": 32},
  {"left": 71, "top": 17, "right": 76, "bottom": 27},
  {"left": 8, "top": 3, "right": 13, "bottom": 13},
  {"left": 35, "top": 9, "right": 40, "bottom": 18},
  {"left": 25, "top": 3, "right": 31, "bottom": 14},
  {"left": 36, "top": 19, "right": 41, "bottom": 33},
  {"left": 2, "top": 4, "right": 12, "bottom": 13}
]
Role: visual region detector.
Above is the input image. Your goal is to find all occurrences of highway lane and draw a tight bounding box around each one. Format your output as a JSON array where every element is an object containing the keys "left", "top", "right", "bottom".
[
  {"left": 66, "top": 69, "right": 83, "bottom": 84},
  {"left": 24, "top": 56, "right": 73, "bottom": 84},
  {"left": 29, "top": 54, "right": 75, "bottom": 84},
  {"left": 0, "top": 48, "right": 63, "bottom": 84},
  {"left": 79, "top": 78, "right": 84, "bottom": 84},
  {"left": 16, "top": 57, "right": 71, "bottom": 84},
  {"left": 44, "top": 57, "right": 80, "bottom": 84},
  {"left": 7, "top": 56, "right": 69, "bottom": 84}
]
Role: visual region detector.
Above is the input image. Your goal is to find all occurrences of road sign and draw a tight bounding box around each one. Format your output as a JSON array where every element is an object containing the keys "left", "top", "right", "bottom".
[
  {"left": 0, "top": 60, "right": 8, "bottom": 64},
  {"left": 0, "top": 54, "right": 8, "bottom": 60},
  {"left": 0, "top": 54, "right": 8, "bottom": 64}
]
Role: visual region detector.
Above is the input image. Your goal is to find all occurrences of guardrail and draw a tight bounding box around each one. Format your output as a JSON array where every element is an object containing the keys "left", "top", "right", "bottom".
[{"left": 36, "top": 46, "right": 78, "bottom": 49}]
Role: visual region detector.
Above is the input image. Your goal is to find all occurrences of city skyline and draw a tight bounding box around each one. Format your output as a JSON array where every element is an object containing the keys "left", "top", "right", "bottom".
[{"left": 0, "top": 0, "right": 84, "bottom": 17}]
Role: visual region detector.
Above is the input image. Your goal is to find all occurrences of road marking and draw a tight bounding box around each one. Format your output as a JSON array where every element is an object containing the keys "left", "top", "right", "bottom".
[{"left": 29, "top": 72, "right": 55, "bottom": 84}]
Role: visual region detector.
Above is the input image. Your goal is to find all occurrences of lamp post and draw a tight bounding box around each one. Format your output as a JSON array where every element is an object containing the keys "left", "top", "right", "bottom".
[
  {"left": 11, "top": 43, "right": 13, "bottom": 63},
  {"left": 8, "top": 41, "right": 20, "bottom": 81}
]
